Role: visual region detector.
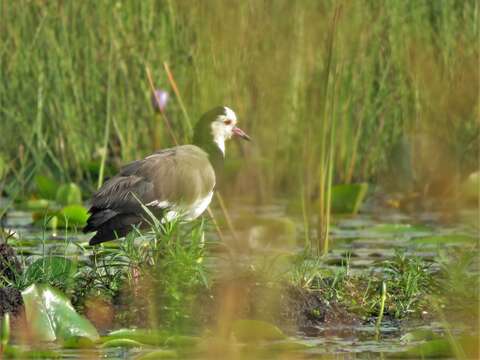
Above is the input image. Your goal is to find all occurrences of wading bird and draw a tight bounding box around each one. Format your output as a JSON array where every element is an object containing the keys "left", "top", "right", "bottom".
[{"left": 83, "top": 106, "right": 250, "bottom": 245}]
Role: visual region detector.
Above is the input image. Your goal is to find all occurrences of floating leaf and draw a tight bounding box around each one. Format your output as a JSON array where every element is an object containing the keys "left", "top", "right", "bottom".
[
  {"left": 331, "top": 183, "right": 368, "bottom": 214},
  {"left": 369, "top": 224, "right": 431, "bottom": 235},
  {"left": 414, "top": 235, "right": 477, "bottom": 245},
  {"left": 232, "top": 320, "right": 286, "bottom": 343},
  {"left": 35, "top": 175, "right": 60, "bottom": 201},
  {"left": 21, "top": 284, "right": 99, "bottom": 342},
  {"left": 56, "top": 183, "right": 82, "bottom": 206},
  {"left": 101, "top": 338, "right": 144, "bottom": 348},
  {"left": 102, "top": 328, "right": 167, "bottom": 346},
  {"left": 58, "top": 205, "right": 89, "bottom": 227}
]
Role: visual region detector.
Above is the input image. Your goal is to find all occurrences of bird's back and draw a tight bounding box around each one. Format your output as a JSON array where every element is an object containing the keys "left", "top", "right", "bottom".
[{"left": 84, "top": 145, "right": 215, "bottom": 245}]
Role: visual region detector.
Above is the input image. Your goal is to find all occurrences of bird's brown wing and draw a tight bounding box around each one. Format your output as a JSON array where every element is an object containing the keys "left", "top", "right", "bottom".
[{"left": 84, "top": 146, "right": 215, "bottom": 245}]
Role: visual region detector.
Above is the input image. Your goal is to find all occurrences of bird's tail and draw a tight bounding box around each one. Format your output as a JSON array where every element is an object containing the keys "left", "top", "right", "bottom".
[{"left": 83, "top": 207, "right": 142, "bottom": 245}]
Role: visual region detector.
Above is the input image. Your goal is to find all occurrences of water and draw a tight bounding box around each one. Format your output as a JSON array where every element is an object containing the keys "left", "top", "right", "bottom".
[{"left": 1, "top": 197, "right": 478, "bottom": 358}]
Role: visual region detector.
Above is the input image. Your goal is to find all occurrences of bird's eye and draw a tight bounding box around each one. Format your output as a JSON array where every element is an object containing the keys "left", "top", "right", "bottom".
[{"left": 224, "top": 119, "right": 232, "bottom": 125}]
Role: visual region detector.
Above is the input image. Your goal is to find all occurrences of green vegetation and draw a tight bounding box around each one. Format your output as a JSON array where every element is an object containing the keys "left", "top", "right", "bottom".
[
  {"left": 0, "top": 0, "right": 478, "bottom": 358},
  {"left": 1, "top": 1, "right": 478, "bottom": 250}
]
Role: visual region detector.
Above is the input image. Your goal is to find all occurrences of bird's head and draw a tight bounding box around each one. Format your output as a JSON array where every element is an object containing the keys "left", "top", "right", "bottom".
[{"left": 194, "top": 106, "right": 250, "bottom": 156}]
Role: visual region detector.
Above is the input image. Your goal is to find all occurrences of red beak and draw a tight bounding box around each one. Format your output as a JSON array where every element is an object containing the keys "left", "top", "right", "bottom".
[{"left": 232, "top": 126, "right": 251, "bottom": 141}]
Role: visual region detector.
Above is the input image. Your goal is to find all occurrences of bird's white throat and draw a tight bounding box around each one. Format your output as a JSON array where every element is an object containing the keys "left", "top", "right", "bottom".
[
  {"left": 210, "top": 106, "right": 237, "bottom": 156},
  {"left": 213, "top": 135, "right": 225, "bottom": 156}
]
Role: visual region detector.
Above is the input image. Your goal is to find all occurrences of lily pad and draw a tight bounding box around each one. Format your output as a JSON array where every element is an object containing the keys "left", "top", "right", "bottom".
[
  {"left": 58, "top": 205, "right": 89, "bottom": 227},
  {"left": 56, "top": 183, "right": 82, "bottom": 206},
  {"left": 232, "top": 320, "right": 286, "bottom": 343},
  {"left": 101, "top": 338, "right": 144, "bottom": 348},
  {"left": 21, "top": 284, "right": 99, "bottom": 342},
  {"left": 102, "top": 328, "right": 167, "bottom": 346},
  {"left": 369, "top": 224, "right": 431, "bottom": 235},
  {"left": 414, "top": 235, "right": 477, "bottom": 245},
  {"left": 331, "top": 183, "right": 368, "bottom": 214}
]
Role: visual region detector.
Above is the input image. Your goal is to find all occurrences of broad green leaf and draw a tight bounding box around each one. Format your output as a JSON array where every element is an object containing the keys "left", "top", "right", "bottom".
[
  {"left": 35, "top": 175, "right": 59, "bottom": 201},
  {"left": 56, "top": 183, "right": 82, "bottom": 206},
  {"left": 101, "top": 338, "right": 144, "bottom": 348},
  {"left": 331, "top": 183, "right": 368, "bottom": 214},
  {"left": 58, "top": 205, "right": 89, "bottom": 227},
  {"left": 21, "top": 284, "right": 99, "bottom": 342},
  {"left": 232, "top": 320, "right": 286, "bottom": 343},
  {"left": 102, "top": 328, "right": 168, "bottom": 346}
]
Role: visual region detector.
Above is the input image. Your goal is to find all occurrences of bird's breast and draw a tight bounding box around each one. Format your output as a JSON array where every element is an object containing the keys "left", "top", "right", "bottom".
[{"left": 161, "top": 191, "right": 214, "bottom": 222}]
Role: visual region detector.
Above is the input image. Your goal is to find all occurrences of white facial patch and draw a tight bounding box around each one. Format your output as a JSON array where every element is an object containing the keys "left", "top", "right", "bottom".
[
  {"left": 210, "top": 107, "right": 238, "bottom": 156},
  {"left": 223, "top": 106, "right": 237, "bottom": 121}
]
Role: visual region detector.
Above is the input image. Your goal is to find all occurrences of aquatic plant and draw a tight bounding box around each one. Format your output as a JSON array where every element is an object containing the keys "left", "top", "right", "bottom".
[{"left": 74, "top": 214, "right": 209, "bottom": 330}]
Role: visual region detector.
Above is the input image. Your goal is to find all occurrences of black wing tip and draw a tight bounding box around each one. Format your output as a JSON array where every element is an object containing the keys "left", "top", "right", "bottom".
[{"left": 88, "top": 237, "right": 104, "bottom": 246}]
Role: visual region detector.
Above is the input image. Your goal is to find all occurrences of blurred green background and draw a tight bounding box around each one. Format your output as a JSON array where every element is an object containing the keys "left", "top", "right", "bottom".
[{"left": 0, "top": 0, "right": 478, "bottom": 203}]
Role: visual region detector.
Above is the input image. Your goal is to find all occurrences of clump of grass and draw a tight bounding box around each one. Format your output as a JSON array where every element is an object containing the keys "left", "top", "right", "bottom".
[
  {"left": 287, "top": 250, "right": 433, "bottom": 320},
  {"left": 382, "top": 250, "right": 432, "bottom": 318},
  {"left": 73, "top": 216, "right": 209, "bottom": 330}
]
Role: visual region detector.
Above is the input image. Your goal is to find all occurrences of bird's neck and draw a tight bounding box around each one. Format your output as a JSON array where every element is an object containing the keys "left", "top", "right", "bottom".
[{"left": 193, "top": 134, "right": 225, "bottom": 171}]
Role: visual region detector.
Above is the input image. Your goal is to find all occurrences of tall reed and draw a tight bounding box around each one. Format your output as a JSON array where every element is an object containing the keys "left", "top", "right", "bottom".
[{"left": 0, "top": 0, "right": 477, "bottom": 212}]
